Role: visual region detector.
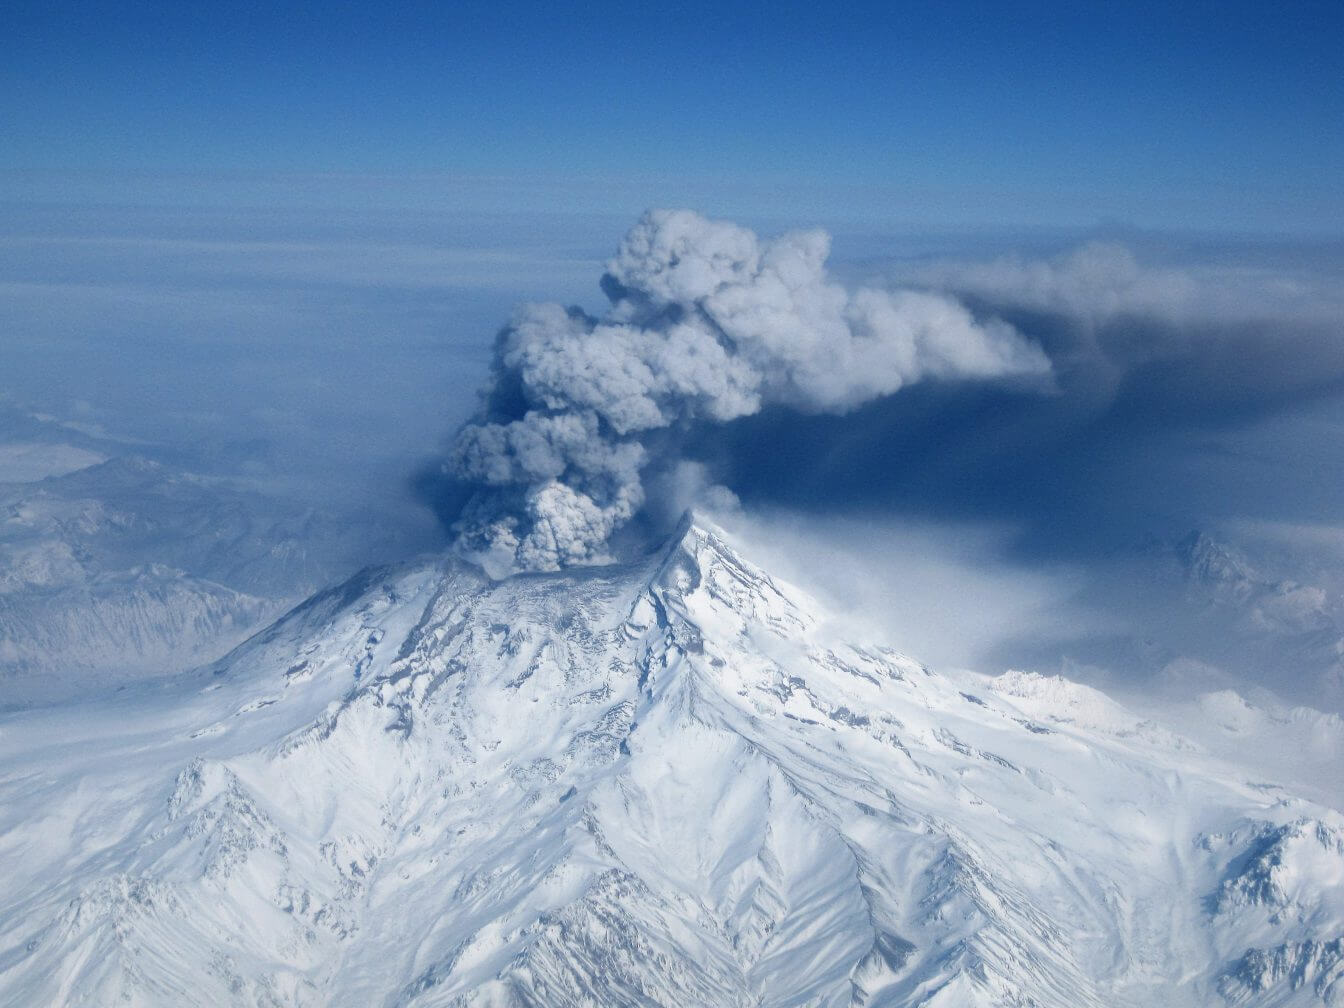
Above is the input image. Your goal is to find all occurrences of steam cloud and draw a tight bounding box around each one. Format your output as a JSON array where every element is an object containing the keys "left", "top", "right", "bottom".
[{"left": 449, "top": 210, "right": 1051, "bottom": 574}]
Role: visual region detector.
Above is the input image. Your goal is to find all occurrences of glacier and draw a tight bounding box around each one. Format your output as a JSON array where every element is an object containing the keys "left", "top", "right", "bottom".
[{"left": 1, "top": 517, "right": 1342, "bottom": 1006}]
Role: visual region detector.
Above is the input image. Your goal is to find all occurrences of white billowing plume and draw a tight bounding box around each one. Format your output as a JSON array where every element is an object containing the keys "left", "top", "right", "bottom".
[{"left": 451, "top": 209, "right": 1051, "bottom": 574}]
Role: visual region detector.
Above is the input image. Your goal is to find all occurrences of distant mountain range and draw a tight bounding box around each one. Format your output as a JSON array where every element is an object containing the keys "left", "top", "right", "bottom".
[
  {"left": 0, "top": 408, "right": 401, "bottom": 706},
  {"left": 1163, "top": 530, "right": 1344, "bottom": 705}
]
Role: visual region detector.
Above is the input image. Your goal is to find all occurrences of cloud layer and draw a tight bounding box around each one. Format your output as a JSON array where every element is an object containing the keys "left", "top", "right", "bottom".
[{"left": 448, "top": 210, "right": 1050, "bottom": 573}]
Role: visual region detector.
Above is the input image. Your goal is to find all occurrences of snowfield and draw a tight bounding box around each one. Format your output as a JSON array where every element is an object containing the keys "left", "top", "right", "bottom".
[{"left": 1, "top": 518, "right": 1341, "bottom": 1006}]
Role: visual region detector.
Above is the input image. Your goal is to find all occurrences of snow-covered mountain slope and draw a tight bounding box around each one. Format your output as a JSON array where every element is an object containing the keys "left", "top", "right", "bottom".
[{"left": 1, "top": 519, "right": 1342, "bottom": 1006}]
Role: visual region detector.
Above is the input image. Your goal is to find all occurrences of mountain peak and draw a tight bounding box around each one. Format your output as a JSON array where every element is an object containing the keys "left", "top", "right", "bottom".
[
  {"left": 1176, "top": 529, "right": 1256, "bottom": 588},
  {"left": 2, "top": 519, "right": 1342, "bottom": 1006}
]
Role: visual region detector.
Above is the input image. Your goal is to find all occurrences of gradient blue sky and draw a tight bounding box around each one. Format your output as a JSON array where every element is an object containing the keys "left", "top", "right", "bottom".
[{"left": 5, "top": 0, "right": 1343, "bottom": 232}]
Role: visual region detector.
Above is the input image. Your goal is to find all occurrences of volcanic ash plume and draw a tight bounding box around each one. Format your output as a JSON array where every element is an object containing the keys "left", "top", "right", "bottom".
[{"left": 449, "top": 209, "right": 1051, "bottom": 575}]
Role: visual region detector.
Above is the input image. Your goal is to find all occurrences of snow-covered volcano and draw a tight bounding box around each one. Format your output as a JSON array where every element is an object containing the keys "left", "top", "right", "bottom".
[{"left": 2, "top": 518, "right": 1342, "bottom": 1006}]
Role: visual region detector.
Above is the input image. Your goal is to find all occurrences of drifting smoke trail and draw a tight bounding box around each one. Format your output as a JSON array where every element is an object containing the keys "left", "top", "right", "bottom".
[{"left": 449, "top": 210, "right": 1051, "bottom": 575}]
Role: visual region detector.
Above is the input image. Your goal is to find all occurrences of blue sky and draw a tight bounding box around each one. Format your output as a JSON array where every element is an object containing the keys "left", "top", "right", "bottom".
[{"left": 5, "top": 0, "right": 1343, "bottom": 232}]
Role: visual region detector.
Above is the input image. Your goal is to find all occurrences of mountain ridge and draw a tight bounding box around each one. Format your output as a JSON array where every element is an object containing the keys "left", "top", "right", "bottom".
[{"left": 1, "top": 517, "right": 1342, "bottom": 1006}]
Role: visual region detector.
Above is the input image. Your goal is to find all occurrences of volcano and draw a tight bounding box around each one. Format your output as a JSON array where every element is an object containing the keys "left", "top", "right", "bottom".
[{"left": 2, "top": 518, "right": 1342, "bottom": 1006}]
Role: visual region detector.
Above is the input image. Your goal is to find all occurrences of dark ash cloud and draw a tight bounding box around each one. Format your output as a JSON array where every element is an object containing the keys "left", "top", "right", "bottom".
[
  {"left": 703, "top": 237, "right": 1344, "bottom": 558},
  {"left": 444, "top": 210, "right": 1051, "bottom": 574},
  {"left": 688, "top": 235, "right": 1344, "bottom": 709}
]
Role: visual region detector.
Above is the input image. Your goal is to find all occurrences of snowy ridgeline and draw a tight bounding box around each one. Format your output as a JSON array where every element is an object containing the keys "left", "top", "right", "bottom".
[{"left": 1, "top": 518, "right": 1342, "bottom": 1006}]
